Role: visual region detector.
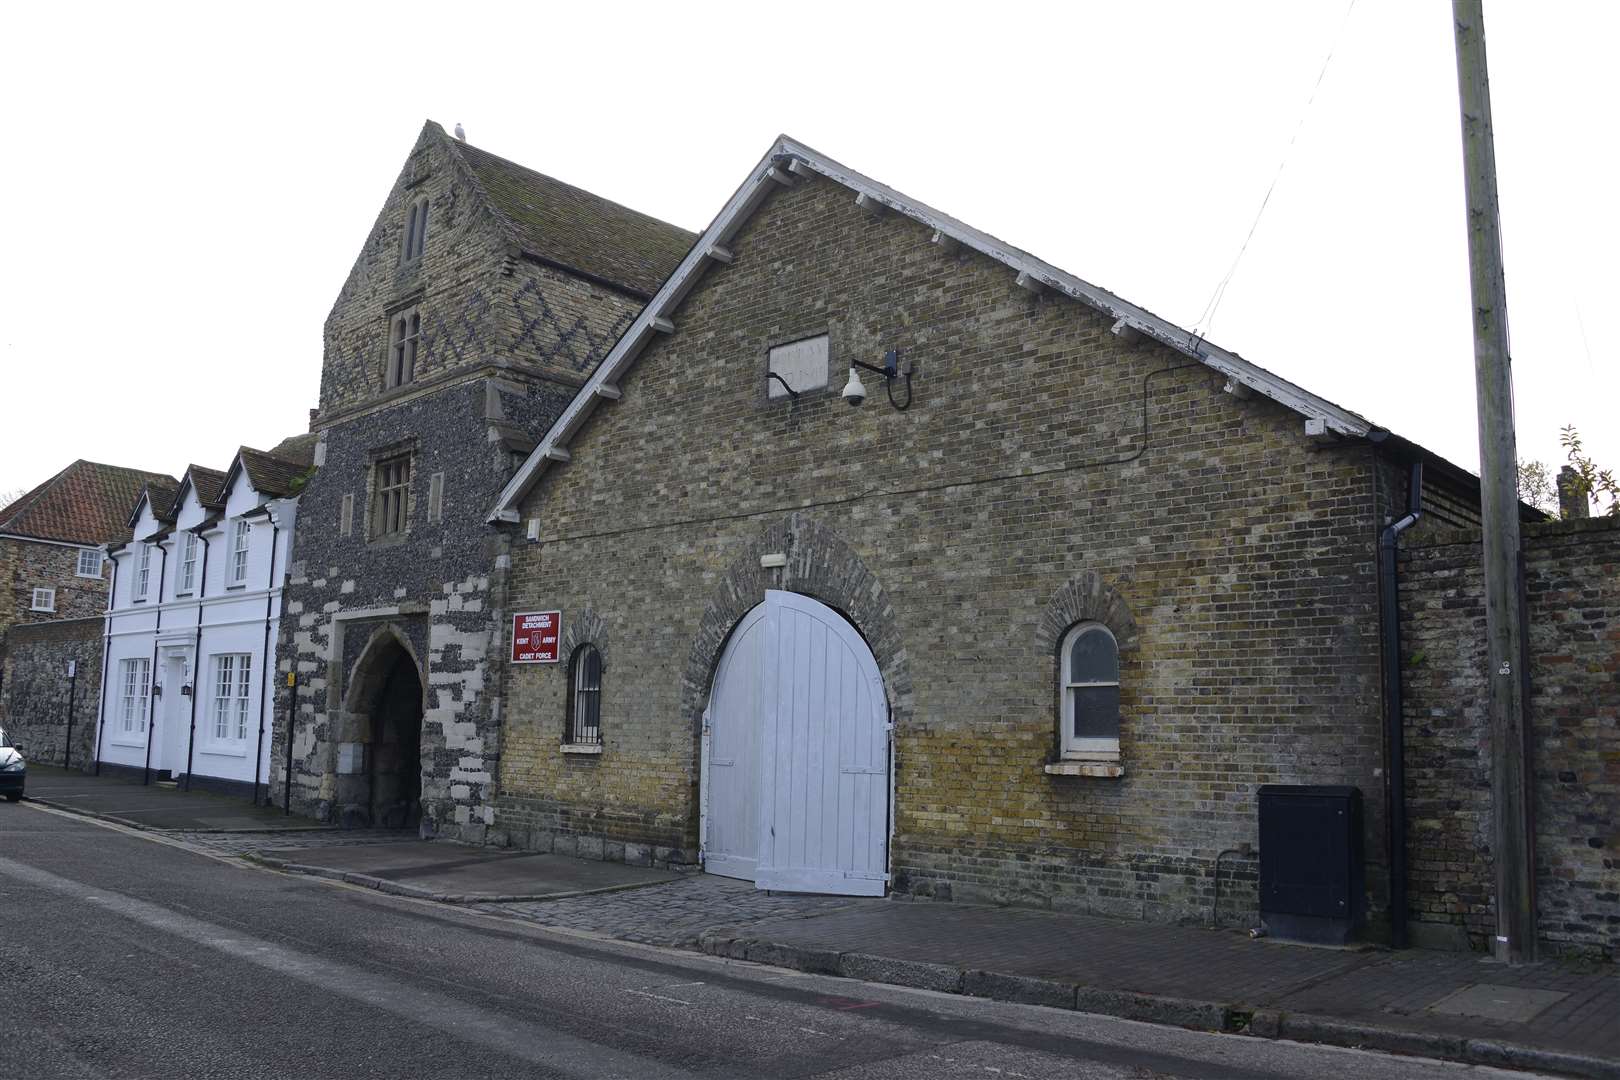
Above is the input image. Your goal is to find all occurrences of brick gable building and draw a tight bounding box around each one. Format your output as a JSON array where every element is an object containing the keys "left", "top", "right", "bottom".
[
  {"left": 274, "top": 122, "right": 694, "bottom": 833},
  {"left": 483, "top": 137, "right": 1605, "bottom": 949}
]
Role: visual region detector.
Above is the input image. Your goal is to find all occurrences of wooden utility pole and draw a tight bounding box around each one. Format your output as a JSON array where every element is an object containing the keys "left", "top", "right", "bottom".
[{"left": 1452, "top": 0, "right": 1536, "bottom": 964}]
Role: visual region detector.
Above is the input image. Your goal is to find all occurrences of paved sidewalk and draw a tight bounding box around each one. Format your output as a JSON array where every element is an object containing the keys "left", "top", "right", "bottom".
[
  {"left": 24, "top": 765, "right": 330, "bottom": 832},
  {"left": 697, "top": 901, "right": 1620, "bottom": 1078}
]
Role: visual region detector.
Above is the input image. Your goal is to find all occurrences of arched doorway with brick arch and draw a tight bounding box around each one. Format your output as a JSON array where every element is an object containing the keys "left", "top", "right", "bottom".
[
  {"left": 338, "top": 625, "right": 425, "bottom": 829},
  {"left": 683, "top": 514, "right": 912, "bottom": 896}
]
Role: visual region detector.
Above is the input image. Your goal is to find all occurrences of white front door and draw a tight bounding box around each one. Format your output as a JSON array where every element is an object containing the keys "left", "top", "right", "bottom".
[
  {"left": 159, "top": 653, "right": 192, "bottom": 778},
  {"left": 702, "top": 591, "right": 890, "bottom": 896}
]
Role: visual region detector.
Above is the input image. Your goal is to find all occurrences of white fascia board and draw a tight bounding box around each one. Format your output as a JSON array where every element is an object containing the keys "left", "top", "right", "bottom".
[
  {"left": 489, "top": 135, "right": 1375, "bottom": 523},
  {"left": 125, "top": 491, "right": 150, "bottom": 530},
  {"left": 220, "top": 453, "right": 249, "bottom": 502}
]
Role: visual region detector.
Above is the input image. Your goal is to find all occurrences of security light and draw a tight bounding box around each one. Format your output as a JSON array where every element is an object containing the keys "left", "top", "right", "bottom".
[{"left": 843, "top": 349, "right": 912, "bottom": 411}]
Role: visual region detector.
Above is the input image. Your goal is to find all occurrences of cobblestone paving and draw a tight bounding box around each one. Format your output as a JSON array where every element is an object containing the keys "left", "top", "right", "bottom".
[
  {"left": 173, "top": 829, "right": 874, "bottom": 948},
  {"left": 40, "top": 776, "right": 879, "bottom": 952},
  {"left": 474, "top": 874, "right": 878, "bottom": 946}
]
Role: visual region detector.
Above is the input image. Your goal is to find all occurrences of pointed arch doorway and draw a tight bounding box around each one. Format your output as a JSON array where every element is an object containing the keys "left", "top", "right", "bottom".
[
  {"left": 701, "top": 591, "right": 890, "bottom": 896},
  {"left": 344, "top": 628, "right": 424, "bottom": 829}
]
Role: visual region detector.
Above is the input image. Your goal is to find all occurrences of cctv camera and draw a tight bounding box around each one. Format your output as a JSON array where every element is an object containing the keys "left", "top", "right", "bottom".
[{"left": 841, "top": 368, "right": 867, "bottom": 406}]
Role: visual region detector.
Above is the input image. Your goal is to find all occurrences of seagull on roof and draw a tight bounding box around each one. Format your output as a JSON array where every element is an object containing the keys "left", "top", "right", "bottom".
[{"left": 454, "top": 122, "right": 466, "bottom": 141}]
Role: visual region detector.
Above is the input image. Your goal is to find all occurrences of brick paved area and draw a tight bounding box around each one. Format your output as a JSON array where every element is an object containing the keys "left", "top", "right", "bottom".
[
  {"left": 474, "top": 874, "right": 875, "bottom": 946},
  {"left": 712, "top": 901, "right": 1620, "bottom": 1064},
  {"left": 1284, "top": 946, "right": 1620, "bottom": 1061}
]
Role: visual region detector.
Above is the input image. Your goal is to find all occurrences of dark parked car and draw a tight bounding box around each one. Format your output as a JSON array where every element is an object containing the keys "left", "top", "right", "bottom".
[{"left": 0, "top": 727, "right": 24, "bottom": 802}]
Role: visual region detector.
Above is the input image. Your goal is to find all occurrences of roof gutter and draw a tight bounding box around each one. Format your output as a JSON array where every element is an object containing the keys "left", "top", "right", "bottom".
[{"left": 0, "top": 532, "right": 111, "bottom": 550}]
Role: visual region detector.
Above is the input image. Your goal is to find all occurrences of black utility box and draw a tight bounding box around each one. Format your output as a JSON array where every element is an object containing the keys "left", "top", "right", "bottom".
[{"left": 1257, "top": 785, "right": 1364, "bottom": 945}]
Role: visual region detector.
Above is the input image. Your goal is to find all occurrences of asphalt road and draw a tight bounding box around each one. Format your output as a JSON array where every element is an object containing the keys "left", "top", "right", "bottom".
[{"left": 0, "top": 804, "right": 1551, "bottom": 1080}]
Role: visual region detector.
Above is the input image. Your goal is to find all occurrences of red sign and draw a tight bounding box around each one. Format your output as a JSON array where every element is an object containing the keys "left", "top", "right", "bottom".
[{"left": 512, "top": 611, "right": 561, "bottom": 664}]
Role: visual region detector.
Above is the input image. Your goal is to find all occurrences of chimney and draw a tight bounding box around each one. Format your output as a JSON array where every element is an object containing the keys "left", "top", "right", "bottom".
[{"left": 1556, "top": 465, "right": 1590, "bottom": 520}]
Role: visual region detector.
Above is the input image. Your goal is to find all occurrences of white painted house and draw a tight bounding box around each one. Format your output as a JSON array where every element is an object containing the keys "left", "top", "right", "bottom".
[{"left": 95, "top": 441, "right": 314, "bottom": 798}]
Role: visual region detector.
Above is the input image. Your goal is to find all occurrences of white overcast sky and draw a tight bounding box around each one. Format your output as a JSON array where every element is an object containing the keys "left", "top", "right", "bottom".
[{"left": 1, "top": 1, "right": 1613, "bottom": 501}]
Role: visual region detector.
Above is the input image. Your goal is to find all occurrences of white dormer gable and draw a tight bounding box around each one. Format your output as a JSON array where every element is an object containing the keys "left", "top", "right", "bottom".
[
  {"left": 129, "top": 496, "right": 164, "bottom": 543},
  {"left": 173, "top": 482, "right": 210, "bottom": 534},
  {"left": 220, "top": 451, "right": 274, "bottom": 518}
]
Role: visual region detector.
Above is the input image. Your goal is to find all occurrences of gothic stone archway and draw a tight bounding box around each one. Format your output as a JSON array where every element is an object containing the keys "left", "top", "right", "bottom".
[{"left": 335, "top": 625, "right": 426, "bottom": 829}]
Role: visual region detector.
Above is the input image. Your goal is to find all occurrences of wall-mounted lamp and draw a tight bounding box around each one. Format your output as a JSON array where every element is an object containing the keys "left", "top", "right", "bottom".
[{"left": 842, "top": 349, "right": 913, "bottom": 411}]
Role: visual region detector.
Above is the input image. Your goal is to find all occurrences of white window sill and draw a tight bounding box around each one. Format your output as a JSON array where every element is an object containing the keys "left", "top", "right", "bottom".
[
  {"left": 1045, "top": 761, "right": 1125, "bottom": 778},
  {"left": 561, "top": 744, "right": 603, "bottom": 755},
  {"left": 109, "top": 738, "right": 148, "bottom": 749},
  {"left": 199, "top": 746, "right": 249, "bottom": 758},
  {"left": 29, "top": 608, "right": 56, "bottom": 614}
]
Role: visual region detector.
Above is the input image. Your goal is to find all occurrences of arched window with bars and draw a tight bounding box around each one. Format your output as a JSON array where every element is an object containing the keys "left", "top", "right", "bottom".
[{"left": 566, "top": 644, "right": 603, "bottom": 747}]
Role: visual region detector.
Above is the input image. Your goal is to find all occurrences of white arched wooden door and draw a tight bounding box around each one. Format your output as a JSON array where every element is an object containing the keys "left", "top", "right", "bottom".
[
  {"left": 701, "top": 604, "right": 766, "bottom": 882},
  {"left": 702, "top": 591, "right": 890, "bottom": 896}
]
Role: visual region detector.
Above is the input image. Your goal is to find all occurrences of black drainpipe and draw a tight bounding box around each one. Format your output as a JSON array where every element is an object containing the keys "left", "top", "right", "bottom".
[
  {"left": 182, "top": 528, "right": 212, "bottom": 792},
  {"left": 140, "top": 542, "right": 169, "bottom": 786},
  {"left": 1380, "top": 459, "right": 1423, "bottom": 950},
  {"left": 63, "top": 665, "right": 78, "bottom": 768},
  {"left": 93, "top": 553, "right": 118, "bottom": 776},
  {"left": 283, "top": 680, "right": 296, "bottom": 814},
  {"left": 252, "top": 515, "right": 280, "bottom": 807}
]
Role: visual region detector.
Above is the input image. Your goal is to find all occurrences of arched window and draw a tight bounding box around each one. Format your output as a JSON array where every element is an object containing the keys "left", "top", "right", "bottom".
[
  {"left": 566, "top": 644, "right": 603, "bottom": 747},
  {"left": 1060, "top": 623, "right": 1120, "bottom": 759}
]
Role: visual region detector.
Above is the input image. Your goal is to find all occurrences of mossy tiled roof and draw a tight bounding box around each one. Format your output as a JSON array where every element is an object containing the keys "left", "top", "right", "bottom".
[
  {"left": 0, "top": 461, "right": 178, "bottom": 545},
  {"left": 139, "top": 482, "right": 181, "bottom": 525},
  {"left": 266, "top": 432, "right": 318, "bottom": 468},
  {"left": 451, "top": 140, "right": 696, "bottom": 297},
  {"left": 180, "top": 465, "right": 228, "bottom": 509},
  {"left": 236, "top": 447, "right": 313, "bottom": 499}
]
